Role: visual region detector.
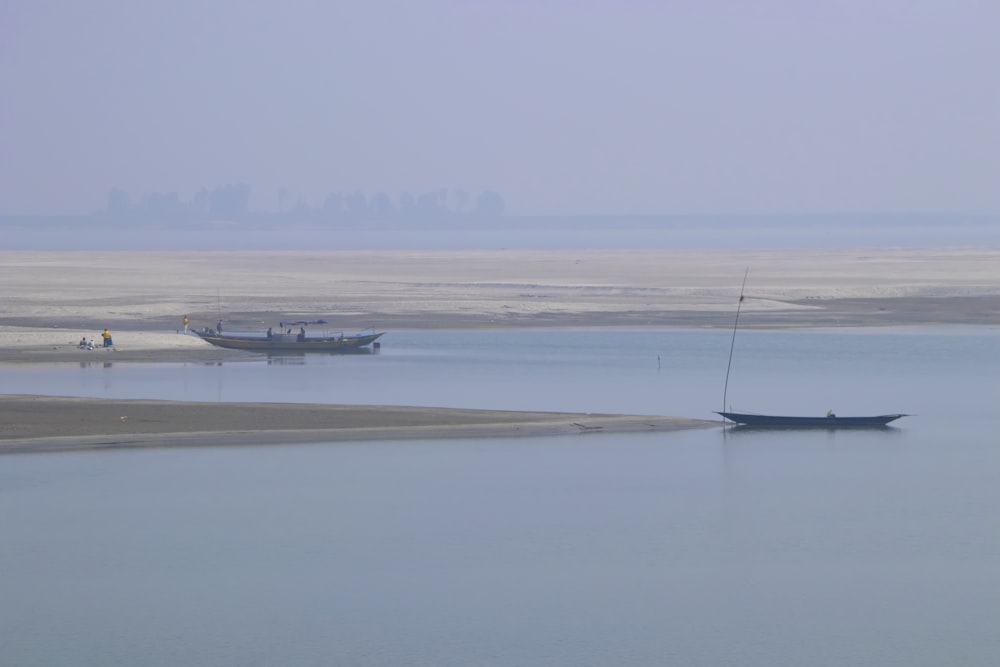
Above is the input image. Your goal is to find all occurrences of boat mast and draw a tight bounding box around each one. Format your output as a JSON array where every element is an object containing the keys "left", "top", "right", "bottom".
[{"left": 722, "top": 268, "right": 749, "bottom": 413}]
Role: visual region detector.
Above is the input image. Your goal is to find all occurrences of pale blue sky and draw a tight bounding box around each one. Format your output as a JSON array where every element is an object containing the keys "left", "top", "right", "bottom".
[{"left": 2, "top": 0, "right": 998, "bottom": 216}]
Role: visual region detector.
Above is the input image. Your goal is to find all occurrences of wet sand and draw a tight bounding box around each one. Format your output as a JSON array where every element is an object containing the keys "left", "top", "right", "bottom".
[
  {"left": 2, "top": 247, "right": 997, "bottom": 451},
  {"left": 0, "top": 395, "right": 716, "bottom": 454}
]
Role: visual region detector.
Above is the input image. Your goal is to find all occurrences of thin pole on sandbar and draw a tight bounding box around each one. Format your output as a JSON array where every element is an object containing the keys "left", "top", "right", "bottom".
[{"left": 722, "top": 268, "right": 749, "bottom": 414}]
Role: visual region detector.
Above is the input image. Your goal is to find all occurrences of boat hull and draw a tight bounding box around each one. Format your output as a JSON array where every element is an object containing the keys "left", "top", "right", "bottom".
[
  {"left": 716, "top": 411, "right": 907, "bottom": 428},
  {"left": 195, "top": 331, "right": 384, "bottom": 353}
]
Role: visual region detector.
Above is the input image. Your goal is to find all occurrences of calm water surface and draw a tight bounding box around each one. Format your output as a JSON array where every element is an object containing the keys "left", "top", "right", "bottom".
[
  {"left": 2, "top": 328, "right": 999, "bottom": 666},
  {"left": 5, "top": 215, "right": 1000, "bottom": 250}
]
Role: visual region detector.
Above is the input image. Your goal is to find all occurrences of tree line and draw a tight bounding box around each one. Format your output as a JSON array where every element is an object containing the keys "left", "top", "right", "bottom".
[{"left": 102, "top": 185, "right": 505, "bottom": 223}]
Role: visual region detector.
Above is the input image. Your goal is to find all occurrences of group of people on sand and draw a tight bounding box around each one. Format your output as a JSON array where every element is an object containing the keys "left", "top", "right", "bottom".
[{"left": 79, "top": 328, "right": 113, "bottom": 350}]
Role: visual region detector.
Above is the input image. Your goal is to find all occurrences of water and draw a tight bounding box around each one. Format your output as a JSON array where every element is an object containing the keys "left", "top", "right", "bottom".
[
  {"left": 4, "top": 214, "right": 1000, "bottom": 250},
  {"left": 2, "top": 328, "right": 1000, "bottom": 666},
  {"left": 3, "top": 327, "right": 996, "bottom": 423}
]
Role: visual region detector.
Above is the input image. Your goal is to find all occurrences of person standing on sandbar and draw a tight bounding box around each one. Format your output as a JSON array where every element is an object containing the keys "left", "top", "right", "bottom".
[{"left": 102, "top": 328, "right": 113, "bottom": 347}]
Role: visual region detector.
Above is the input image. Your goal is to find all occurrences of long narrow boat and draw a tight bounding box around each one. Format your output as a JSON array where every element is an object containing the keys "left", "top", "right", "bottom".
[
  {"left": 195, "top": 329, "right": 384, "bottom": 353},
  {"left": 717, "top": 270, "right": 908, "bottom": 429},
  {"left": 716, "top": 411, "right": 907, "bottom": 428}
]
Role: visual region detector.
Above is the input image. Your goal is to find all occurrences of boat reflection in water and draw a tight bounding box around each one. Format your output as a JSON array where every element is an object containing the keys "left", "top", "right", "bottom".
[{"left": 79, "top": 361, "right": 114, "bottom": 369}]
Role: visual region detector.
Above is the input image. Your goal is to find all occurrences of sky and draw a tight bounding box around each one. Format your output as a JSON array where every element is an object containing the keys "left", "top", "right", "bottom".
[{"left": 1, "top": 0, "right": 998, "bottom": 216}]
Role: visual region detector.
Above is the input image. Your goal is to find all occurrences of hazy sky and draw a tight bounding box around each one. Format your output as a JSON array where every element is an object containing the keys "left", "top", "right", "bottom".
[{"left": 2, "top": 0, "right": 998, "bottom": 216}]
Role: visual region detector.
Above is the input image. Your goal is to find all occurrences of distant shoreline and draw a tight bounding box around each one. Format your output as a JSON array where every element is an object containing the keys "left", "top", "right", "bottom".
[
  {"left": 4, "top": 215, "right": 1000, "bottom": 254},
  {"left": 4, "top": 211, "right": 998, "bottom": 225}
]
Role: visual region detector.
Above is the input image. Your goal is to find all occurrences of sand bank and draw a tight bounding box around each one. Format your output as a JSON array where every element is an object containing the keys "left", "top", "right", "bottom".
[
  {"left": 0, "top": 327, "right": 251, "bottom": 363},
  {"left": 1, "top": 247, "right": 999, "bottom": 364},
  {"left": 0, "top": 395, "right": 716, "bottom": 454}
]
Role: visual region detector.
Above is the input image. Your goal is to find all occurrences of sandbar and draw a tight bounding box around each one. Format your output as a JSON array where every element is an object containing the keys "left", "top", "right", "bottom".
[
  {"left": 2, "top": 246, "right": 1000, "bottom": 365},
  {"left": 2, "top": 248, "right": 999, "bottom": 357},
  {"left": 0, "top": 395, "right": 716, "bottom": 454}
]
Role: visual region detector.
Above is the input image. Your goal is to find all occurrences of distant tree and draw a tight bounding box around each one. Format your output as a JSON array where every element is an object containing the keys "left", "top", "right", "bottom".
[
  {"left": 475, "top": 190, "right": 505, "bottom": 216},
  {"left": 371, "top": 192, "right": 394, "bottom": 218},
  {"left": 454, "top": 189, "right": 470, "bottom": 214},
  {"left": 415, "top": 191, "right": 440, "bottom": 218},
  {"left": 345, "top": 190, "right": 368, "bottom": 219},
  {"left": 140, "top": 191, "right": 181, "bottom": 220},
  {"left": 289, "top": 198, "right": 310, "bottom": 221},
  {"left": 208, "top": 183, "right": 252, "bottom": 219},
  {"left": 323, "top": 193, "right": 344, "bottom": 218},
  {"left": 190, "top": 188, "right": 209, "bottom": 217},
  {"left": 398, "top": 192, "right": 415, "bottom": 218},
  {"left": 106, "top": 188, "right": 130, "bottom": 217}
]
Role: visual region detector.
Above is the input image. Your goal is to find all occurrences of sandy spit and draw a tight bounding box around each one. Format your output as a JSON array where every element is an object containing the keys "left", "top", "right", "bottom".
[{"left": 0, "top": 395, "right": 716, "bottom": 454}]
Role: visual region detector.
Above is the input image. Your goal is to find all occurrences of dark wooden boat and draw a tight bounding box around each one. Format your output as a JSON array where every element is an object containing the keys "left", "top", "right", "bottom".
[
  {"left": 717, "top": 270, "right": 908, "bottom": 429},
  {"left": 195, "top": 329, "right": 384, "bottom": 353},
  {"left": 716, "top": 411, "right": 907, "bottom": 428}
]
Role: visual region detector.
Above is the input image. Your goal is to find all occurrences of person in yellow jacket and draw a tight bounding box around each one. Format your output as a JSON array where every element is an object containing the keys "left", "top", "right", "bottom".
[
  {"left": 182, "top": 315, "right": 189, "bottom": 332},
  {"left": 102, "top": 328, "right": 113, "bottom": 347}
]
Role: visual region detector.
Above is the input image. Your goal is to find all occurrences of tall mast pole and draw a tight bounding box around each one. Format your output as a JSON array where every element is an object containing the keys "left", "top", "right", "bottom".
[{"left": 722, "top": 268, "right": 749, "bottom": 413}]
